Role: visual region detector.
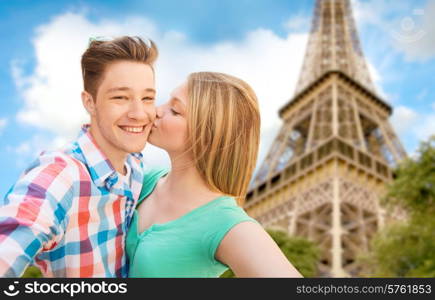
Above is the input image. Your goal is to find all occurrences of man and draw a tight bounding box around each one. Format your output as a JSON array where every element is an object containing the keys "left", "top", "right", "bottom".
[{"left": 0, "top": 36, "right": 158, "bottom": 277}]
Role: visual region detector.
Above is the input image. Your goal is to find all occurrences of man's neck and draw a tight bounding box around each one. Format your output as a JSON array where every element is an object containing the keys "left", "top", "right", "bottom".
[{"left": 89, "top": 125, "right": 128, "bottom": 175}]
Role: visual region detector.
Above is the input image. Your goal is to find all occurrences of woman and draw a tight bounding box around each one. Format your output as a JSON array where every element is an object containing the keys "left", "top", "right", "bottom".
[{"left": 126, "top": 72, "right": 302, "bottom": 277}]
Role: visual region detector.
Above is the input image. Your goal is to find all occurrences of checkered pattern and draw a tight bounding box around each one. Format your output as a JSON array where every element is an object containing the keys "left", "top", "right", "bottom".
[{"left": 0, "top": 125, "right": 144, "bottom": 277}]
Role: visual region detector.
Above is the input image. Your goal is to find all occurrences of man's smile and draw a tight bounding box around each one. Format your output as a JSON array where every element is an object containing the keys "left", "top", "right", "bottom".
[{"left": 118, "top": 125, "right": 145, "bottom": 134}]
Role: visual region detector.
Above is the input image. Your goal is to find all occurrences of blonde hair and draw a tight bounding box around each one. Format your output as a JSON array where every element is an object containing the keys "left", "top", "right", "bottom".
[{"left": 186, "top": 72, "right": 260, "bottom": 206}]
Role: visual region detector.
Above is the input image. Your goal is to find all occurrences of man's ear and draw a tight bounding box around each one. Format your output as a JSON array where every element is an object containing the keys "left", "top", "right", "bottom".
[{"left": 81, "top": 91, "right": 96, "bottom": 116}]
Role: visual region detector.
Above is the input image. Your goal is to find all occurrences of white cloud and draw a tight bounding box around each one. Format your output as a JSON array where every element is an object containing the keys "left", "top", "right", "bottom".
[
  {"left": 13, "top": 134, "right": 63, "bottom": 157},
  {"left": 366, "top": 62, "right": 381, "bottom": 85},
  {"left": 391, "top": 105, "right": 435, "bottom": 145},
  {"left": 415, "top": 113, "right": 435, "bottom": 141},
  {"left": 7, "top": 134, "right": 62, "bottom": 169},
  {"left": 352, "top": 0, "right": 413, "bottom": 29},
  {"left": 352, "top": 0, "right": 389, "bottom": 27},
  {"left": 0, "top": 118, "right": 6, "bottom": 131},
  {"left": 365, "top": 61, "right": 394, "bottom": 102},
  {"left": 12, "top": 12, "right": 308, "bottom": 170},
  {"left": 391, "top": 105, "right": 419, "bottom": 135},
  {"left": 283, "top": 14, "right": 311, "bottom": 32}
]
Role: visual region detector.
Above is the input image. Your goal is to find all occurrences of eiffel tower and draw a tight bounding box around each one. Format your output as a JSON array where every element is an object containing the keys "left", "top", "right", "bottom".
[{"left": 244, "top": 0, "right": 407, "bottom": 277}]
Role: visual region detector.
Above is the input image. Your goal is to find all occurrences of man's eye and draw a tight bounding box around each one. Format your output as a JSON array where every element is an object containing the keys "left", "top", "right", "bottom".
[
  {"left": 112, "top": 96, "right": 128, "bottom": 100},
  {"left": 142, "top": 97, "right": 155, "bottom": 101}
]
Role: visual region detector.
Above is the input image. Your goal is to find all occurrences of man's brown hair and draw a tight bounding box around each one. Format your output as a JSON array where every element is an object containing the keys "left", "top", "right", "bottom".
[{"left": 81, "top": 36, "right": 158, "bottom": 98}]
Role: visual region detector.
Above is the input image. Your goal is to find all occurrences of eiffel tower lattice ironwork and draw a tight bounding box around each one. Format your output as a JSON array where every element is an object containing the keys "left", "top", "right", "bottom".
[{"left": 244, "top": 0, "right": 407, "bottom": 277}]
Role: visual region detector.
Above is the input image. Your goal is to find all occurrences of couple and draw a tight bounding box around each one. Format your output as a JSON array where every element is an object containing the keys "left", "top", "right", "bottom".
[{"left": 0, "top": 36, "right": 302, "bottom": 278}]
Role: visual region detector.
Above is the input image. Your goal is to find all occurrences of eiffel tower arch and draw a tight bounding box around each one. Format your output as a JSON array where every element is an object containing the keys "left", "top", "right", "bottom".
[{"left": 244, "top": 0, "right": 407, "bottom": 277}]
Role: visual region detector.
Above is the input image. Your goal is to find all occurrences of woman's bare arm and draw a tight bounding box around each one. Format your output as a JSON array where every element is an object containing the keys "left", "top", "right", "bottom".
[{"left": 215, "top": 221, "right": 303, "bottom": 278}]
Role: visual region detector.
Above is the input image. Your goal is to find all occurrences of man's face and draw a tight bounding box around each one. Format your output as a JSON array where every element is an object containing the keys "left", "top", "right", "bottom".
[{"left": 86, "top": 60, "right": 156, "bottom": 160}]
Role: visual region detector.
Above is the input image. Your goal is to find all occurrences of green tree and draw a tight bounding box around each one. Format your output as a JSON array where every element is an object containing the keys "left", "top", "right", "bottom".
[
  {"left": 220, "top": 228, "right": 321, "bottom": 277},
  {"left": 359, "top": 136, "right": 435, "bottom": 277},
  {"left": 22, "top": 265, "right": 43, "bottom": 278}
]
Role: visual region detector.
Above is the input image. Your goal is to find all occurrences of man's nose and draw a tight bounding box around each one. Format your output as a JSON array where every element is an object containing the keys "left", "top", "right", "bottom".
[{"left": 127, "top": 99, "right": 153, "bottom": 122}]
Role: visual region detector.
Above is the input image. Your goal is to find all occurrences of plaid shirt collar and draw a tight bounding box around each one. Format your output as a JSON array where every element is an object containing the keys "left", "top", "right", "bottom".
[{"left": 75, "top": 124, "right": 143, "bottom": 191}]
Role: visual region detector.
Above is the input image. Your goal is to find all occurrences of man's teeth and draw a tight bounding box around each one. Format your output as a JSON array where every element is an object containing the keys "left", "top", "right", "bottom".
[{"left": 121, "top": 126, "right": 144, "bottom": 133}]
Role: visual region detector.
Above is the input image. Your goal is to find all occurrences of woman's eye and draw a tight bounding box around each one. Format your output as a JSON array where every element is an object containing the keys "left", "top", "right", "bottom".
[
  {"left": 142, "top": 97, "right": 155, "bottom": 101},
  {"left": 170, "top": 108, "right": 179, "bottom": 115}
]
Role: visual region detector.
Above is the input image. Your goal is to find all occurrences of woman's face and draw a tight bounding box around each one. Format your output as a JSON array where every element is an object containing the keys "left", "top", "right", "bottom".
[{"left": 148, "top": 82, "right": 189, "bottom": 155}]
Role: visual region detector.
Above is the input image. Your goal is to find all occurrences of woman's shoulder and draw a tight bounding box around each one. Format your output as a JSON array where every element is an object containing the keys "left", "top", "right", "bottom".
[
  {"left": 205, "top": 196, "right": 258, "bottom": 226},
  {"left": 202, "top": 196, "right": 260, "bottom": 263},
  {"left": 139, "top": 167, "right": 169, "bottom": 201}
]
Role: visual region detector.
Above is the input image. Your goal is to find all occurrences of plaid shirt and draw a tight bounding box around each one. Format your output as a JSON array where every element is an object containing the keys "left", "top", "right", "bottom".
[{"left": 0, "top": 125, "right": 144, "bottom": 277}]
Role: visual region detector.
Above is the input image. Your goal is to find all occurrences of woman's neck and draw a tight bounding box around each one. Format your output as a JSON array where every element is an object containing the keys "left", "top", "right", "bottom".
[{"left": 159, "top": 154, "right": 221, "bottom": 205}]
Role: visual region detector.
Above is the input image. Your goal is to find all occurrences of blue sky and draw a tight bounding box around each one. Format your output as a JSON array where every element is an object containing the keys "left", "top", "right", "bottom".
[{"left": 0, "top": 0, "right": 434, "bottom": 197}]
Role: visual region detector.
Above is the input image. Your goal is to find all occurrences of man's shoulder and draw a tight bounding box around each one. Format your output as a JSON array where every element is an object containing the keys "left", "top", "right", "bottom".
[
  {"left": 3, "top": 150, "right": 85, "bottom": 206},
  {"left": 21, "top": 149, "right": 88, "bottom": 181}
]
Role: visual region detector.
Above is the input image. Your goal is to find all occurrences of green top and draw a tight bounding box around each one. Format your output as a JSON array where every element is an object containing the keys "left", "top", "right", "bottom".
[{"left": 126, "top": 168, "right": 258, "bottom": 278}]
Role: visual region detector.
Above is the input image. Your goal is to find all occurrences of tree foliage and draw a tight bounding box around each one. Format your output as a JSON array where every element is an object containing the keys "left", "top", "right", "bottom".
[
  {"left": 382, "top": 136, "right": 435, "bottom": 215},
  {"left": 359, "top": 136, "right": 435, "bottom": 277},
  {"left": 22, "top": 265, "right": 43, "bottom": 278}
]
